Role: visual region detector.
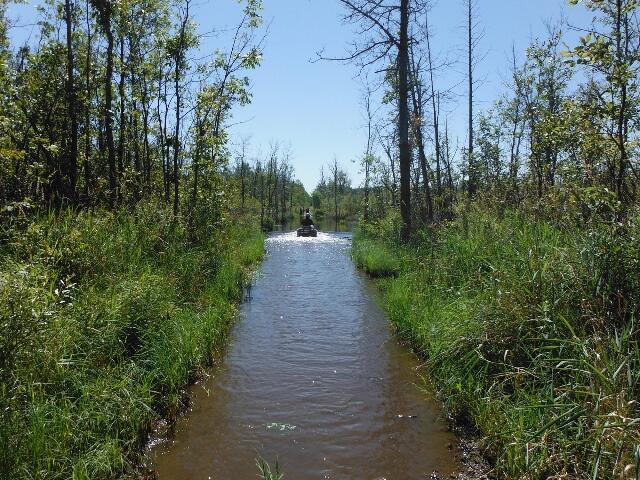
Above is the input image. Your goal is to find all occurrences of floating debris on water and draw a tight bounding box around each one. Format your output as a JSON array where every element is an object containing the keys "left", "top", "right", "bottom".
[{"left": 266, "top": 422, "right": 297, "bottom": 432}]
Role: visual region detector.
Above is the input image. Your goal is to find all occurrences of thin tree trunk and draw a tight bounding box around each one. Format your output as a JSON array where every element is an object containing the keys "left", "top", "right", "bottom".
[
  {"left": 173, "top": 1, "right": 190, "bottom": 216},
  {"left": 467, "top": 0, "right": 475, "bottom": 197},
  {"left": 508, "top": 48, "right": 522, "bottom": 196},
  {"left": 173, "top": 59, "right": 180, "bottom": 216},
  {"left": 141, "top": 73, "right": 151, "bottom": 189},
  {"left": 117, "top": 34, "right": 126, "bottom": 201},
  {"left": 615, "top": 0, "right": 628, "bottom": 202},
  {"left": 240, "top": 156, "right": 246, "bottom": 209},
  {"left": 260, "top": 169, "right": 265, "bottom": 230},
  {"left": 398, "top": 0, "right": 411, "bottom": 240},
  {"left": 83, "top": 0, "right": 92, "bottom": 201},
  {"left": 409, "top": 45, "right": 433, "bottom": 224},
  {"left": 104, "top": 9, "right": 117, "bottom": 207},
  {"left": 425, "top": 12, "right": 441, "bottom": 200},
  {"left": 444, "top": 120, "right": 455, "bottom": 209},
  {"left": 191, "top": 120, "right": 202, "bottom": 209},
  {"left": 64, "top": 0, "right": 78, "bottom": 203},
  {"left": 332, "top": 159, "right": 338, "bottom": 231}
]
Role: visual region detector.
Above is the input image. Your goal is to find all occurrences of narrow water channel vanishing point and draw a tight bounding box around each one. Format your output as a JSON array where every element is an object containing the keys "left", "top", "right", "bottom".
[{"left": 150, "top": 232, "right": 460, "bottom": 479}]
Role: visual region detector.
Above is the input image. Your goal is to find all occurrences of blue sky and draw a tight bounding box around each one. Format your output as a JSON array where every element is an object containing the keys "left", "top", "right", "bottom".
[
  {"left": 209, "top": 0, "right": 594, "bottom": 192},
  {"left": 7, "top": 0, "right": 594, "bottom": 192}
]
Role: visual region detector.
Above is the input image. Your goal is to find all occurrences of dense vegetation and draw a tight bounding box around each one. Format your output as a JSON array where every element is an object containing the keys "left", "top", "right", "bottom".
[
  {"left": 345, "top": 0, "right": 640, "bottom": 478},
  {"left": 354, "top": 205, "right": 639, "bottom": 478},
  {"left": 0, "top": 0, "right": 302, "bottom": 477},
  {"left": 0, "top": 207, "right": 264, "bottom": 478},
  {"left": 1, "top": 0, "right": 639, "bottom": 477}
]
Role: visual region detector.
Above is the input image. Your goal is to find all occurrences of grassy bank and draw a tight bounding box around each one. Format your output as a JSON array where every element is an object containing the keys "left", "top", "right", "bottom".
[
  {"left": 0, "top": 204, "right": 264, "bottom": 479},
  {"left": 353, "top": 207, "right": 640, "bottom": 479}
]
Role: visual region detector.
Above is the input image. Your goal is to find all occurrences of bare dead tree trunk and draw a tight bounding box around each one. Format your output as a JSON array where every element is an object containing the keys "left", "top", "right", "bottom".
[
  {"left": 508, "top": 48, "right": 523, "bottom": 198},
  {"left": 425, "top": 11, "right": 441, "bottom": 200},
  {"left": 409, "top": 44, "right": 434, "bottom": 224},
  {"left": 104, "top": 8, "right": 117, "bottom": 207},
  {"left": 398, "top": 0, "right": 412, "bottom": 240},
  {"left": 467, "top": 0, "right": 476, "bottom": 197},
  {"left": 363, "top": 83, "right": 374, "bottom": 223}
]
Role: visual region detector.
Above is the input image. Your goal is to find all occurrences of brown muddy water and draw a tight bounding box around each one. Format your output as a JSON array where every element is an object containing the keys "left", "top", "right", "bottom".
[{"left": 149, "top": 232, "right": 460, "bottom": 479}]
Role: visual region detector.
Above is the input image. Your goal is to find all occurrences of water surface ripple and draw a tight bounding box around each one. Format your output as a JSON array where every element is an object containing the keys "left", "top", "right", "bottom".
[{"left": 151, "top": 232, "right": 459, "bottom": 479}]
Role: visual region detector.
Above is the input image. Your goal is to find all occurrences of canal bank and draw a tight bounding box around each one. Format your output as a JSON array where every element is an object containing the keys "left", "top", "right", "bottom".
[{"left": 352, "top": 207, "right": 640, "bottom": 479}]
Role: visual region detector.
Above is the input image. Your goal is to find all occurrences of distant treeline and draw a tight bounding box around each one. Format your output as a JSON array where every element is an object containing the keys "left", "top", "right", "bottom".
[{"left": 231, "top": 142, "right": 311, "bottom": 230}]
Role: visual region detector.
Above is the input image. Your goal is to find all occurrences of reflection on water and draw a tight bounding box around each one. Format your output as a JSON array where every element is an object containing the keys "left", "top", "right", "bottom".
[{"left": 150, "top": 232, "right": 460, "bottom": 479}]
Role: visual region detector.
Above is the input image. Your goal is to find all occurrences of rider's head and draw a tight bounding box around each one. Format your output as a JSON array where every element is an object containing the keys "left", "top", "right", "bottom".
[{"left": 305, "top": 213, "right": 311, "bottom": 219}]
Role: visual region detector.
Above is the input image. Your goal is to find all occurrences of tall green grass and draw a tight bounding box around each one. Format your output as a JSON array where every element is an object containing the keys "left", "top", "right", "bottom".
[
  {"left": 351, "top": 230, "right": 400, "bottom": 277},
  {"left": 0, "top": 203, "right": 264, "bottom": 479},
  {"left": 355, "top": 207, "right": 640, "bottom": 479}
]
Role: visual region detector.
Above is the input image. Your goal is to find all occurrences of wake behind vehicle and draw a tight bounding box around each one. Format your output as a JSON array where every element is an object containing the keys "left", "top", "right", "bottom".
[{"left": 297, "top": 225, "right": 318, "bottom": 237}]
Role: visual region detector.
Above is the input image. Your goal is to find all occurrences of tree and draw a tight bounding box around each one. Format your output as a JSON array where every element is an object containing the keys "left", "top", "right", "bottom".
[
  {"left": 330, "top": 157, "right": 339, "bottom": 231},
  {"left": 329, "top": 0, "right": 427, "bottom": 241},
  {"left": 425, "top": 9, "right": 442, "bottom": 202},
  {"left": 92, "top": 0, "right": 117, "bottom": 207},
  {"left": 189, "top": 0, "right": 262, "bottom": 213},
  {"left": 409, "top": 42, "right": 434, "bottom": 224},
  {"left": 569, "top": 0, "right": 640, "bottom": 204},
  {"left": 168, "top": 0, "right": 194, "bottom": 216},
  {"left": 64, "top": 0, "right": 78, "bottom": 202},
  {"left": 465, "top": 0, "right": 483, "bottom": 198},
  {"left": 360, "top": 80, "right": 377, "bottom": 222},
  {"left": 525, "top": 27, "right": 572, "bottom": 197}
]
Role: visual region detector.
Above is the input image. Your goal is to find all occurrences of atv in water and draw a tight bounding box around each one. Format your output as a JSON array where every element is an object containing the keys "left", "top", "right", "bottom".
[{"left": 296, "top": 225, "right": 318, "bottom": 237}]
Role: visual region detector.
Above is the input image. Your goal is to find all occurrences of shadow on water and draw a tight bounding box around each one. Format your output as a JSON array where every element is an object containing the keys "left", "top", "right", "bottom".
[{"left": 149, "top": 231, "right": 461, "bottom": 479}]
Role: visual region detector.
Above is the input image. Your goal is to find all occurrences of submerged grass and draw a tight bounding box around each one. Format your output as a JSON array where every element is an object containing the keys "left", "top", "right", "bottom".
[
  {"left": 0, "top": 204, "right": 264, "bottom": 479},
  {"left": 355, "top": 207, "right": 640, "bottom": 479}
]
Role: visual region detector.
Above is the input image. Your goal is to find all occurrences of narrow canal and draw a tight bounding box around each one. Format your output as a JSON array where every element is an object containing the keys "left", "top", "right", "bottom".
[{"left": 150, "top": 232, "right": 460, "bottom": 479}]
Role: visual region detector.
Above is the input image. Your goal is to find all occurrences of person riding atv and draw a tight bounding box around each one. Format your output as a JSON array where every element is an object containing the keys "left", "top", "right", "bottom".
[
  {"left": 301, "top": 212, "right": 314, "bottom": 227},
  {"left": 297, "top": 209, "right": 318, "bottom": 237}
]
